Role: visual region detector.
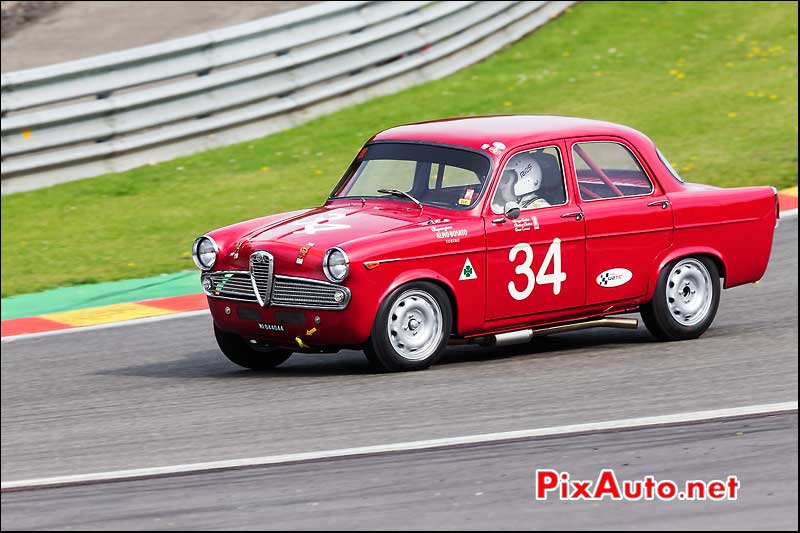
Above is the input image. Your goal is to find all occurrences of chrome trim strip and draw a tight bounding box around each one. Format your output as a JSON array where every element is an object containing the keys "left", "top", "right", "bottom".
[
  {"left": 192, "top": 234, "right": 219, "bottom": 271},
  {"left": 249, "top": 250, "right": 274, "bottom": 307},
  {"left": 322, "top": 246, "right": 350, "bottom": 283},
  {"left": 363, "top": 247, "right": 485, "bottom": 267}
]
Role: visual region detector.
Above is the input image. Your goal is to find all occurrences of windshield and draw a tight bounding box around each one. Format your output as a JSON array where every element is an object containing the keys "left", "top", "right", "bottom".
[{"left": 331, "top": 142, "right": 492, "bottom": 210}]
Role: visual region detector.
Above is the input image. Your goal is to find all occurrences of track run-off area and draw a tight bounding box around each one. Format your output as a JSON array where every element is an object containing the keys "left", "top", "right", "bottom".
[{"left": 1, "top": 217, "right": 797, "bottom": 529}]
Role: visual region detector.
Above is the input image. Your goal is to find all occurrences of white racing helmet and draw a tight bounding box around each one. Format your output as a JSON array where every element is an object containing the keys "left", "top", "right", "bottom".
[{"left": 506, "top": 153, "right": 542, "bottom": 197}]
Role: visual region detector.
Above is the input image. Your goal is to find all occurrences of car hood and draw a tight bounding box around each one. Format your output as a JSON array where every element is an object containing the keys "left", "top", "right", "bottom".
[
  {"left": 247, "top": 203, "right": 427, "bottom": 248},
  {"left": 211, "top": 202, "right": 436, "bottom": 274}
]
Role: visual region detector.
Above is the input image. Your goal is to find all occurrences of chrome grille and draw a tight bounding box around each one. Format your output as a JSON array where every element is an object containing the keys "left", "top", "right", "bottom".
[
  {"left": 272, "top": 277, "right": 351, "bottom": 309},
  {"left": 249, "top": 251, "right": 274, "bottom": 307},
  {"left": 204, "top": 272, "right": 257, "bottom": 302},
  {"left": 203, "top": 270, "right": 350, "bottom": 310}
]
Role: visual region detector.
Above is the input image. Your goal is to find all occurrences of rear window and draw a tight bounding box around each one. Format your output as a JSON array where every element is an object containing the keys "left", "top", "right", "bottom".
[{"left": 656, "top": 147, "right": 685, "bottom": 183}]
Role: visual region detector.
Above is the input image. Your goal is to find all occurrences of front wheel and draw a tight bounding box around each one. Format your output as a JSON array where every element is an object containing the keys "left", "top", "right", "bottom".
[
  {"left": 640, "top": 256, "right": 720, "bottom": 341},
  {"left": 214, "top": 325, "right": 293, "bottom": 370},
  {"left": 365, "top": 281, "right": 452, "bottom": 372}
]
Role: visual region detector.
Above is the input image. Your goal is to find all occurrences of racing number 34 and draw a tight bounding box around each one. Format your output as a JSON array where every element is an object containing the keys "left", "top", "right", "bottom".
[{"left": 508, "top": 238, "right": 566, "bottom": 300}]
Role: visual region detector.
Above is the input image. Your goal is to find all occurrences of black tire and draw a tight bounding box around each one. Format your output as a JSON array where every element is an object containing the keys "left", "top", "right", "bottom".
[
  {"left": 364, "top": 281, "right": 452, "bottom": 372},
  {"left": 640, "top": 256, "right": 720, "bottom": 341},
  {"left": 214, "top": 325, "right": 293, "bottom": 370}
]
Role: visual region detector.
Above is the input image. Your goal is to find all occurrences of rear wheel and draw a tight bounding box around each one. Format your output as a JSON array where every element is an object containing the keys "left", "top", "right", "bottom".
[
  {"left": 640, "top": 256, "right": 720, "bottom": 341},
  {"left": 365, "top": 281, "right": 452, "bottom": 372},
  {"left": 214, "top": 325, "right": 293, "bottom": 370}
]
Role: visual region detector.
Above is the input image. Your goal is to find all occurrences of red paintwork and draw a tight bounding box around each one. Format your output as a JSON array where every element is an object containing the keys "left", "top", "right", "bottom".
[{"left": 204, "top": 116, "right": 777, "bottom": 350}]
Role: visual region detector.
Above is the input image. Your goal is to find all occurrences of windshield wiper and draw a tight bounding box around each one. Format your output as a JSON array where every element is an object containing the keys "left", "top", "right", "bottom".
[{"left": 376, "top": 188, "right": 423, "bottom": 210}]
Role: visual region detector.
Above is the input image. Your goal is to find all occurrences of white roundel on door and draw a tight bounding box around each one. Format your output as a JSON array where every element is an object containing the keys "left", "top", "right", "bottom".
[{"left": 596, "top": 268, "right": 633, "bottom": 288}]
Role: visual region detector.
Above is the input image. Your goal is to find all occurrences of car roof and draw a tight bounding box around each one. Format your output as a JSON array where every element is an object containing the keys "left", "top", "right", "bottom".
[{"left": 370, "top": 115, "right": 651, "bottom": 154}]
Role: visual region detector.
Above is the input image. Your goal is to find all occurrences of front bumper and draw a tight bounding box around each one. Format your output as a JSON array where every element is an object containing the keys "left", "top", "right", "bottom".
[{"left": 207, "top": 297, "right": 370, "bottom": 349}]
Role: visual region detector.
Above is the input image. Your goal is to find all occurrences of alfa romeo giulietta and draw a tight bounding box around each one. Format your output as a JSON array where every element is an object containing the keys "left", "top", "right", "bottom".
[{"left": 193, "top": 116, "right": 778, "bottom": 371}]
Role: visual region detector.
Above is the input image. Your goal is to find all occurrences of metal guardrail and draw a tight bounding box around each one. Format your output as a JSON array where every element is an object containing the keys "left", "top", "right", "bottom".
[{"left": 1, "top": 0, "right": 573, "bottom": 194}]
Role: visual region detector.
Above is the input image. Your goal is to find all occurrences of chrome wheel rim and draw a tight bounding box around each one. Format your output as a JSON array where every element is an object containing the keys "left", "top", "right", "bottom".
[
  {"left": 666, "top": 259, "right": 713, "bottom": 327},
  {"left": 387, "top": 289, "right": 443, "bottom": 361}
]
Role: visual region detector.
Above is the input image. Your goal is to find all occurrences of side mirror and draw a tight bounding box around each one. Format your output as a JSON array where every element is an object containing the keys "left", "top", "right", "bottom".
[{"left": 504, "top": 201, "right": 521, "bottom": 220}]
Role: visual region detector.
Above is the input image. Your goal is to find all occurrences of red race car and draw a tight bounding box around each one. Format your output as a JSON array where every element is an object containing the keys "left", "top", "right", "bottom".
[{"left": 193, "top": 115, "right": 779, "bottom": 372}]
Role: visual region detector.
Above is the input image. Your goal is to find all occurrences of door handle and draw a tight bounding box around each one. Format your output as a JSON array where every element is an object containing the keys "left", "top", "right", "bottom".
[
  {"left": 648, "top": 200, "right": 670, "bottom": 209},
  {"left": 560, "top": 211, "right": 584, "bottom": 221}
]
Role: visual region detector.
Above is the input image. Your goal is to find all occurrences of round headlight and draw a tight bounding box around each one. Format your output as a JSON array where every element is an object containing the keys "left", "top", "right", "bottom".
[
  {"left": 323, "top": 247, "right": 349, "bottom": 283},
  {"left": 192, "top": 235, "right": 218, "bottom": 270}
]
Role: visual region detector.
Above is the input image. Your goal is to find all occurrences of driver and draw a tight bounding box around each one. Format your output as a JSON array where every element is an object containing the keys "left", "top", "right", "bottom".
[{"left": 491, "top": 153, "right": 550, "bottom": 213}]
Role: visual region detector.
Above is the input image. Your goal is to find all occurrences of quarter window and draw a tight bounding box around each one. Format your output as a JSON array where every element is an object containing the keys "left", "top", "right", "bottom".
[{"left": 573, "top": 142, "right": 654, "bottom": 200}]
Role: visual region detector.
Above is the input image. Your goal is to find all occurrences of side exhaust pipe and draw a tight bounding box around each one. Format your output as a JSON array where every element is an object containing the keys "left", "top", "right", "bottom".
[{"left": 452, "top": 317, "right": 639, "bottom": 347}]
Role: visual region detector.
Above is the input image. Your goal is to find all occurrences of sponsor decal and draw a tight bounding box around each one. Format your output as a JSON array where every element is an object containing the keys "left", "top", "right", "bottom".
[
  {"left": 458, "top": 188, "right": 475, "bottom": 206},
  {"left": 296, "top": 242, "right": 315, "bottom": 265},
  {"left": 258, "top": 323, "right": 285, "bottom": 331},
  {"left": 596, "top": 268, "right": 633, "bottom": 288},
  {"left": 431, "top": 224, "right": 468, "bottom": 244},
  {"left": 292, "top": 211, "right": 350, "bottom": 235},
  {"left": 481, "top": 141, "right": 507, "bottom": 155},
  {"left": 306, "top": 327, "right": 317, "bottom": 336},
  {"left": 295, "top": 337, "right": 311, "bottom": 349},
  {"left": 460, "top": 257, "right": 478, "bottom": 280},
  {"left": 513, "top": 216, "right": 540, "bottom": 232}
]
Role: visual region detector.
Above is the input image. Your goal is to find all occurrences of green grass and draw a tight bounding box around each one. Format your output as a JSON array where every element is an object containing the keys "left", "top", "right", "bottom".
[{"left": 1, "top": 1, "right": 797, "bottom": 297}]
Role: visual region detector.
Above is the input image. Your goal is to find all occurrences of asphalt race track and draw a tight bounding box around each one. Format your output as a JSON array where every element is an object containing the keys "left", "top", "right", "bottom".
[
  {"left": 2, "top": 414, "right": 797, "bottom": 530},
  {"left": 2, "top": 218, "right": 797, "bottom": 529}
]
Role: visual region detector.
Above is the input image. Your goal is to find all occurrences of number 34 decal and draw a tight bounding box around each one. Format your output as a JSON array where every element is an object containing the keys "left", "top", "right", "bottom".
[{"left": 508, "top": 238, "right": 566, "bottom": 300}]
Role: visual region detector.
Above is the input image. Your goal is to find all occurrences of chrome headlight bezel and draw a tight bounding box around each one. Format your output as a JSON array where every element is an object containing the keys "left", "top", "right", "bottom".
[
  {"left": 192, "top": 235, "right": 219, "bottom": 271},
  {"left": 323, "top": 247, "right": 349, "bottom": 283}
]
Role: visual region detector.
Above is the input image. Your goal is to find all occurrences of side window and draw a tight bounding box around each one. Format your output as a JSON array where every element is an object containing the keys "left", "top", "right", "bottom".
[
  {"left": 572, "top": 142, "right": 654, "bottom": 200},
  {"left": 491, "top": 146, "right": 566, "bottom": 214}
]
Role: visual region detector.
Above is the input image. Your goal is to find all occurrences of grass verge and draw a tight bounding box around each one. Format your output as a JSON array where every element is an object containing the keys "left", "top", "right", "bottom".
[{"left": 1, "top": 1, "right": 797, "bottom": 297}]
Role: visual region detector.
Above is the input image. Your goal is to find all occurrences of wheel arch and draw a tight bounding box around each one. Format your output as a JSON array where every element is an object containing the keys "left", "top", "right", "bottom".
[
  {"left": 648, "top": 247, "right": 728, "bottom": 300},
  {"left": 380, "top": 269, "right": 460, "bottom": 335}
]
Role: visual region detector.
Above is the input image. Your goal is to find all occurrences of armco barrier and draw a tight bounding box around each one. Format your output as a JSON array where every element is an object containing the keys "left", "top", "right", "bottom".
[{"left": 1, "top": 1, "right": 573, "bottom": 194}]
